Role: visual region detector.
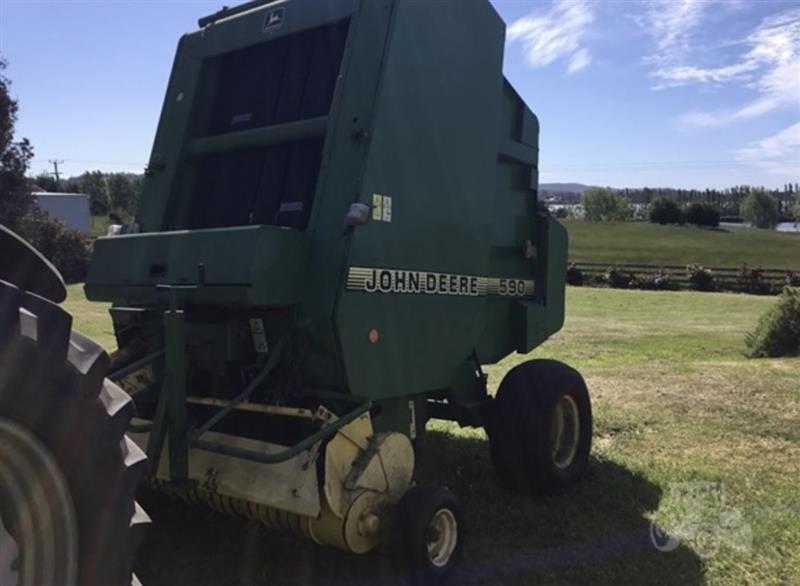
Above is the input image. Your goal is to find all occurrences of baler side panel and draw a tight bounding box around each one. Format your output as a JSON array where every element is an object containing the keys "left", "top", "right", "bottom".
[
  {"left": 336, "top": 0, "right": 506, "bottom": 401},
  {"left": 512, "top": 216, "right": 567, "bottom": 353},
  {"left": 137, "top": 34, "right": 203, "bottom": 232},
  {"left": 477, "top": 81, "right": 542, "bottom": 363},
  {"left": 299, "top": 0, "right": 397, "bottom": 390}
]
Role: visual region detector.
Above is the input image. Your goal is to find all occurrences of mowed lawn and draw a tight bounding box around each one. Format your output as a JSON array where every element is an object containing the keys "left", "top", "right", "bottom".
[
  {"left": 564, "top": 219, "right": 800, "bottom": 269},
  {"left": 65, "top": 285, "right": 800, "bottom": 585}
]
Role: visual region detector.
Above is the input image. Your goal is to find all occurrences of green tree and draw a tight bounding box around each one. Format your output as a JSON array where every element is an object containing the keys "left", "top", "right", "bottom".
[
  {"left": 0, "top": 58, "right": 35, "bottom": 232},
  {"left": 0, "top": 59, "right": 91, "bottom": 280},
  {"left": 685, "top": 202, "right": 720, "bottom": 227},
  {"left": 581, "top": 187, "right": 632, "bottom": 222},
  {"left": 648, "top": 197, "right": 683, "bottom": 225},
  {"left": 745, "top": 287, "right": 800, "bottom": 358},
  {"left": 32, "top": 172, "right": 58, "bottom": 192},
  {"left": 740, "top": 189, "right": 779, "bottom": 229},
  {"left": 79, "top": 170, "right": 110, "bottom": 215},
  {"left": 129, "top": 174, "right": 144, "bottom": 215},
  {"left": 793, "top": 190, "right": 800, "bottom": 222},
  {"left": 107, "top": 173, "right": 141, "bottom": 217}
]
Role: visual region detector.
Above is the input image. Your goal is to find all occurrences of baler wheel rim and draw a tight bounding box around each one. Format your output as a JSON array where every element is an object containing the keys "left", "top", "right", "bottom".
[
  {"left": 550, "top": 394, "right": 580, "bottom": 470},
  {"left": 389, "top": 485, "right": 463, "bottom": 584},
  {"left": 489, "top": 358, "right": 592, "bottom": 496},
  {"left": 426, "top": 508, "right": 458, "bottom": 568}
]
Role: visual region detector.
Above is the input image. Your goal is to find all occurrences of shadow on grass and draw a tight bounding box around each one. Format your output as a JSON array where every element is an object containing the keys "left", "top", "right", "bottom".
[{"left": 135, "top": 430, "right": 703, "bottom": 586}]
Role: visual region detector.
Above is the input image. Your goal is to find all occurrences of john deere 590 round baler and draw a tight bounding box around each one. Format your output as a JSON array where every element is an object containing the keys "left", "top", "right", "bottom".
[{"left": 85, "top": 0, "right": 592, "bottom": 581}]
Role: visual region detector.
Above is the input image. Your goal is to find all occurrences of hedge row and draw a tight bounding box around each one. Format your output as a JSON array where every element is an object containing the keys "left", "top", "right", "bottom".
[
  {"left": 567, "top": 263, "right": 800, "bottom": 295},
  {"left": 17, "top": 209, "right": 93, "bottom": 283}
]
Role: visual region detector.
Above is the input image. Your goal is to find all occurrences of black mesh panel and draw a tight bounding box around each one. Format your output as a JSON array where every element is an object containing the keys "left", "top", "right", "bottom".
[{"left": 186, "top": 19, "right": 349, "bottom": 230}]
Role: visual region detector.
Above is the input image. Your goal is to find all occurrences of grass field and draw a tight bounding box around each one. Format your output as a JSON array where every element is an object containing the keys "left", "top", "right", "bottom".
[
  {"left": 564, "top": 219, "right": 800, "bottom": 269},
  {"left": 64, "top": 285, "right": 800, "bottom": 585}
]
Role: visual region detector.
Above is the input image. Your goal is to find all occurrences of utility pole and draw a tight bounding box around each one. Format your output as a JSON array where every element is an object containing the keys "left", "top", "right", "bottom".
[{"left": 48, "top": 159, "right": 64, "bottom": 191}]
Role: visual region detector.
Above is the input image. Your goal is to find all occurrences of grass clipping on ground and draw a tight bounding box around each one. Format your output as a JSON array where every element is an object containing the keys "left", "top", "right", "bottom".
[{"left": 746, "top": 286, "right": 800, "bottom": 358}]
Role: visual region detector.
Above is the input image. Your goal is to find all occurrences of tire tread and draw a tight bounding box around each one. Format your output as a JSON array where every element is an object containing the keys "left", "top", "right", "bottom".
[{"left": 0, "top": 281, "right": 148, "bottom": 586}]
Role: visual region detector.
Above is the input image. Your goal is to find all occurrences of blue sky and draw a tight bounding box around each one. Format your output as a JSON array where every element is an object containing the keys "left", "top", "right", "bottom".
[{"left": 1, "top": 0, "right": 798, "bottom": 189}]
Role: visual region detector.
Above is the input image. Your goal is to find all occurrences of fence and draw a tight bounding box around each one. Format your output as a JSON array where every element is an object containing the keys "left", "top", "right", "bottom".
[{"left": 570, "top": 261, "right": 799, "bottom": 293}]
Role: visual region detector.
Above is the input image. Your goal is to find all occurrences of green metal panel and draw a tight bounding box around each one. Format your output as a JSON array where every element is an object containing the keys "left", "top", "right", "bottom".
[
  {"left": 335, "top": 0, "right": 505, "bottom": 400},
  {"left": 298, "top": 0, "right": 396, "bottom": 389},
  {"left": 512, "top": 217, "right": 568, "bottom": 353},
  {"left": 86, "top": 225, "right": 310, "bottom": 307},
  {"left": 477, "top": 81, "right": 549, "bottom": 364}
]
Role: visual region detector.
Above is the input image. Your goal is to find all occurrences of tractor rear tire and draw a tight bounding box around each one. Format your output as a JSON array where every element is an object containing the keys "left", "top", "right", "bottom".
[
  {"left": 0, "top": 280, "right": 149, "bottom": 586},
  {"left": 390, "top": 485, "right": 463, "bottom": 585},
  {"left": 488, "top": 359, "right": 591, "bottom": 496}
]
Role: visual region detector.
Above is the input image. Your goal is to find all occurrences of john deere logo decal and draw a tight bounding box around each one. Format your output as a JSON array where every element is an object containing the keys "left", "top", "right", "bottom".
[
  {"left": 347, "top": 267, "right": 534, "bottom": 298},
  {"left": 263, "top": 7, "right": 285, "bottom": 32}
]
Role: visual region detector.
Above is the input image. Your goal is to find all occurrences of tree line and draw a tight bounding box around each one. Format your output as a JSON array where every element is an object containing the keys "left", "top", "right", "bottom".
[
  {"left": 32, "top": 170, "right": 143, "bottom": 222},
  {"left": 1, "top": 58, "right": 93, "bottom": 281},
  {"left": 603, "top": 184, "right": 798, "bottom": 218},
  {"left": 579, "top": 186, "right": 800, "bottom": 229}
]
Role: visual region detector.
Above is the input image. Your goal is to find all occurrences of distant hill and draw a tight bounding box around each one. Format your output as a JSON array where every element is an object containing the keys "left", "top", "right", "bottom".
[{"left": 539, "top": 182, "right": 591, "bottom": 195}]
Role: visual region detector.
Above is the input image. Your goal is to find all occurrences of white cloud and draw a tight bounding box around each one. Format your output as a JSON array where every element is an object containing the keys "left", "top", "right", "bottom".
[
  {"left": 643, "top": 7, "right": 800, "bottom": 126},
  {"left": 507, "top": 0, "right": 594, "bottom": 74},
  {"left": 652, "top": 61, "right": 758, "bottom": 89},
  {"left": 736, "top": 122, "right": 800, "bottom": 176},
  {"left": 567, "top": 48, "right": 592, "bottom": 74},
  {"left": 637, "top": 0, "right": 709, "bottom": 63}
]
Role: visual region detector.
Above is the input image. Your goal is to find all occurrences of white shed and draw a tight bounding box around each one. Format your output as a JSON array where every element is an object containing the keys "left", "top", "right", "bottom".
[{"left": 32, "top": 192, "right": 92, "bottom": 234}]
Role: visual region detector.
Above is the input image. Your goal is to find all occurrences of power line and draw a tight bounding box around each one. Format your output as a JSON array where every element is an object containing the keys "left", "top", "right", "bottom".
[
  {"left": 28, "top": 157, "right": 781, "bottom": 172},
  {"left": 47, "top": 159, "right": 64, "bottom": 189},
  {"left": 27, "top": 158, "right": 794, "bottom": 181},
  {"left": 31, "top": 158, "right": 147, "bottom": 167},
  {"left": 542, "top": 160, "right": 770, "bottom": 171}
]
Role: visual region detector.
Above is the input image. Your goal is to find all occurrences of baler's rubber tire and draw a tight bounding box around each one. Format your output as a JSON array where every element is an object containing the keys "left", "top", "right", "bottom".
[
  {"left": 488, "top": 359, "right": 591, "bottom": 496},
  {"left": 390, "top": 486, "right": 463, "bottom": 585},
  {"left": 0, "top": 280, "right": 149, "bottom": 586}
]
